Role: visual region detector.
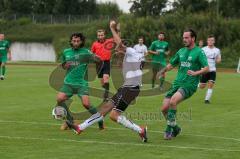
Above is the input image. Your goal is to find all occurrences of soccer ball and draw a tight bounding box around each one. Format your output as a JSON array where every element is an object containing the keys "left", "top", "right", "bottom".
[{"left": 52, "top": 106, "right": 67, "bottom": 120}]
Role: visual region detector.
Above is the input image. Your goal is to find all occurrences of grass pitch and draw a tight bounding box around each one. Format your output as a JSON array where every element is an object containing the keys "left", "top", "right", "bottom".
[{"left": 0, "top": 65, "right": 240, "bottom": 159}]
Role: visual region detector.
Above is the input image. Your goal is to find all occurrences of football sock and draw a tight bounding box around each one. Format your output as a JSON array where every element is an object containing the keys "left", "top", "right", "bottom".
[
  {"left": 58, "top": 102, "right": 73, "bottom": 122},
  {"left": 2, "top": 66, "right": 6, "bottom": 75},
  {"left": 159, "top": 76, "right": 165, "bottom": 87},
  {"left": 103, "top": 83, "right": 109, "bottom": 99},
  {"left": 205, "top": 89, "right": 213, "bottom": 101},
  {"left": 152, "top": 79, "right": 155, "bottom": 88},
  {"left": 166, "top": 109, "right": 177, "bottom": 132},
  {"left": 79, "top": 112, "right": 104, "bottom": 130},
  {"left": 117, "top": 115, "right": 142, "bottom": 133},
  {"left": 88, "top": 106, "right": 104, "bottom": 128},
  {"left": 0, "top": 66, "right": 2, "bottom": 76}
]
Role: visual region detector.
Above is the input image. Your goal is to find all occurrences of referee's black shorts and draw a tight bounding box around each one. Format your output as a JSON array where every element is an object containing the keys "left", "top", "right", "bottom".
[{"left": 96, "top": 60, "right": 110, "bottom": 78}]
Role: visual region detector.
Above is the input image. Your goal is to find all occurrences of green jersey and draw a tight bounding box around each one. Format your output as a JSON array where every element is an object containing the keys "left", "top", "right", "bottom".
[
  {"left": 149, "top": 40, "right": 169, "bottom": 66},
  {"left": 170, "top": 45, "right": 208, "bottom": 88},
  {"left": 61, "top": 47, "right": 93, "bottom": 86},
  {"left": 0, "top": 40, "right": 10, "bottom": 55}
]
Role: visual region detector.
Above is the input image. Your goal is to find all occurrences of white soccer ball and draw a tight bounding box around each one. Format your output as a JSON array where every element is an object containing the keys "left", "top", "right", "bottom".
[{"left": 52, "top": 106, "right": 67, "bottom": 120}]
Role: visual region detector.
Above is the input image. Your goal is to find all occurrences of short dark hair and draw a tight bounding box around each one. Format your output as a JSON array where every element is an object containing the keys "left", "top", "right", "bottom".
[
  {"left": 70, "top": 32, "right": 85, "bottom": 48},
  {"left": 159, "top": 32, "right": 165, "bottom": 35},
  {"left": 184, "top": 28, "right": 197, "bottom": 42},
  {"left": 138, "top": 36, "right": 144, "bottom": 41},
  {"left": 208, "top": 34, "right": 215, "bottom": 39}
]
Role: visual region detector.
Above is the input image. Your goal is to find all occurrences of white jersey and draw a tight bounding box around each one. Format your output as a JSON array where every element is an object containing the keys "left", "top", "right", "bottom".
[
  {"left": 133, "top": 44, "right": 147, "bottom": 61},
  {"left": 202, "top": 46, "right": 221, "bottom": 72},
  {"left": 122, "top": 47, "right": 143, "bottom": 86}
]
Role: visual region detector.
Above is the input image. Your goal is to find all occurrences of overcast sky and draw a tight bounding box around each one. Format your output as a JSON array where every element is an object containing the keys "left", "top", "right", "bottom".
[
  {"left": 97, "top": 0, "right": 174, "bottom": 13},
  {"left": 97, "top": 0, "right": 132, "bottom": 13}
]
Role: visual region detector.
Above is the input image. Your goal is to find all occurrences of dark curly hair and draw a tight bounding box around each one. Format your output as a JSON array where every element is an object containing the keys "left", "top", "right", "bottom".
[{"left": 69, "top": 32, "right": 85, "bottom": 48}]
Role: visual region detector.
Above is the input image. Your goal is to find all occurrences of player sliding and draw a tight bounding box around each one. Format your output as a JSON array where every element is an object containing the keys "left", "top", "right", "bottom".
[
  {"left": 160, "top": 29, "right": 209, "bottom": 140},
  {"left": 67, "top": 21, "right": 148, "bottom": 142},
  {"left": 199, "top": 35, "right": 221, "bottom": 104},
  {"left": 55, "top": 32, "right": 104, "bottom": 130}
]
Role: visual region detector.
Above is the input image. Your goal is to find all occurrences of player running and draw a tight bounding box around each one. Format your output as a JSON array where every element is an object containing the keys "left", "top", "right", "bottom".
[
  {"left": 199, "top": 35, "right": 221, "bottom": 104},
  {"left": 91, "top": 29, "right": 113, "bottom": 101},
  {"left": 55, "top": 33, "right": 104, "bottom": 130},
  {"left": 66, "top": 21, "right": 148, "bottom": 143},
  {"left": 0, "top": 34, "right": 11, "bottom": 80},
  {"left": 160, "top": 29, "right": 209, "bottom": 140},
  {"left": 148, "top": 32, "right": 170, "bottom": 90}
]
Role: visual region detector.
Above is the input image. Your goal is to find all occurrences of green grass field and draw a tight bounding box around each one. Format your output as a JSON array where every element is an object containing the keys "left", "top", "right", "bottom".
[{"left": 0, "top": 65, "right": 240, "bottom": 159}]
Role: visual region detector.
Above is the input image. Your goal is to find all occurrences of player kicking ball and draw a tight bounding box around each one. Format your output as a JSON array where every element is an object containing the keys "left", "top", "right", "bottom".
[
  {"left": 66, "top": 21, "right": 147, "bottom": 142},
  {"left": 55, "top": 32, "right": 104, "bottom": 130},
  {"left": 160, "top": 29, "right": 209, "bottom": 140}
]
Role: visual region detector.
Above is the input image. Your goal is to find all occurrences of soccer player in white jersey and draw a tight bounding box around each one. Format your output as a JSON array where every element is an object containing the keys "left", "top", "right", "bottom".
[
  {"left": 134, "top": 36, "right": 148, "bottom": 67},
  {"left": 199, "top": 35, "right": 221, "bottom": 104},
  {"left": 66, "top": 20, "right": 148, "bottom": 142}
]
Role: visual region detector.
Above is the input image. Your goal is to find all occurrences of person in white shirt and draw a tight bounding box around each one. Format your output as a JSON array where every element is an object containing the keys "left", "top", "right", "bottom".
[
  {"left": 199, "top": 35, "right": 221, "bottom": 104},
  {"left": 133, "top": 36, "right": 148, "bottom": 68}
]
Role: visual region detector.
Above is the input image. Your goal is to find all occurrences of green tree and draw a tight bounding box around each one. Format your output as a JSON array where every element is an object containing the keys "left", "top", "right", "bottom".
[{"left": 129, "top": 0, "right": 167, "bottom": 17}]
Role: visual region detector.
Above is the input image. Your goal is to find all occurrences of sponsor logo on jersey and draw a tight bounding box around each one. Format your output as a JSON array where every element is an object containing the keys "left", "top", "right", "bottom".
[{"left": 181, "top": 62, "right": 191, "bottom": 67}]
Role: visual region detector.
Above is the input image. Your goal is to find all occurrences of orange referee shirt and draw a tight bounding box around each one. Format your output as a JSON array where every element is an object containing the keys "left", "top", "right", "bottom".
[{"left": 91, "top": 38, "right": 114, "bottom": 61}]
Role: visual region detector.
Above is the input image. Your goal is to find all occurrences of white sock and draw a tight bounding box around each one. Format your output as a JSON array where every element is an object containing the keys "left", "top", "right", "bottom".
[
  {"left": 117, "top": 115, "right": 142, "bottom": 133},
  {"left": 205, "top": 89, "right": 213, "bottom": 101},
  {"left": 79, "top": 112, "right": 103, "bottom": 130}
]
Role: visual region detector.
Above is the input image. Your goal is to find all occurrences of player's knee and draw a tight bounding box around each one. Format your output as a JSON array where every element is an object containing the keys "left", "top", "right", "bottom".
[
  {"left": 169, "top": 99, "right": 177, "bottom": 107},
  {"left": 109, "top": 111, "right": 117, "bottom": 121},
  {"left": 56, "top": 94, "right": 67, "bottom": 102},
  {"left": 199, "top": 84, "right": 206, "bottom": 89}
]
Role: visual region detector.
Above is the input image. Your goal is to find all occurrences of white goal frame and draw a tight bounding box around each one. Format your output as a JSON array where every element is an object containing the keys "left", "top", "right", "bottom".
[{"left": 237, "top": 58, "right": 240, "bottom": 73}]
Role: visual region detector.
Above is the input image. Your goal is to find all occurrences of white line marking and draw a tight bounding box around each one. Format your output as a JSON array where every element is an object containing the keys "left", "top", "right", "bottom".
[
  {"left": 0, "top": 119, "right": 240, "bottom": 143},
  {"left": 0, "top": 135, "right": 239, "bottom": 152}
]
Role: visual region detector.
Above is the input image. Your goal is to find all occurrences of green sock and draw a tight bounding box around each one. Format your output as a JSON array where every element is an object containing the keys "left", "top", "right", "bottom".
[
  {"left": 152, "top": 79, "right": 155, "bottom": 88},
  {"left": 88, "top": 106, "right": 104, "bottom": 128},
  {"left": 2, "top": 66, "right": 6, "bottom": 75},
  {"left": 0, "top": 67, "right": 2, "bottom": 76},
  {"left": 159, "top": 77, "right": 165, "bottom": 87},
  {"left": 58, "top": 102, "right": 73, "bottom": 122},
  {"left": 165, "top": 109, "right": 177, "bottom": 132}
]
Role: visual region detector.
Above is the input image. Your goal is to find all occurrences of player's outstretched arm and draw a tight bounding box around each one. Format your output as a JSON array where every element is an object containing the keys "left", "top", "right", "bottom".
[{"left": 109, "top": 20, "right": 121, "bottom": 46}]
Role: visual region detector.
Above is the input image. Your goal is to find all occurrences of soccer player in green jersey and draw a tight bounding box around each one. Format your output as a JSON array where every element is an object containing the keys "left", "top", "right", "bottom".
[
  {"left": 160, "top": 29, "right": 209, "bottom": 140},
  {"left": 56, "top": 33, "right": 104, "bottom": 130},
  {"left": 148, "top": 32, "right": 170, "bottom": 90},
  {"left": 0, "top": 34, "right": 11, "bottom": 80}
]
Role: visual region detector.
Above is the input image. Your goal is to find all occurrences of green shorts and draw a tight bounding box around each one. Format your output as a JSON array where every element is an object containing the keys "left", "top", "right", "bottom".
[
  {"left": 60, "top": 84, "right": 89, "bottom": 98},
  {"left": 165, "top": 84, "right": 197, "bottom": 99},
  {"left": 0, "top": 55, "right": 7, "bottom": 63},
  {"left": 151, "top": 62, "right": 166, "bottom": 71}
]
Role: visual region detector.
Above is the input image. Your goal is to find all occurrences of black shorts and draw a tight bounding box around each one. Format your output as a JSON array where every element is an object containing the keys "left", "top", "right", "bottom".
[
  {"left": 200, "top": 71, "right": 216, "bottom": 83},
  {"left": 96, "top": 60, "right": 110, "bottom": 78},
  {"left": 109, "top": 86, "right": 140, "bottom": 112}
]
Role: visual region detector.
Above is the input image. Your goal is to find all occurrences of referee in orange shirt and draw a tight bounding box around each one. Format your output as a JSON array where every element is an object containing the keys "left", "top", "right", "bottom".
[{"left": 91, "top": 29, "right": 113, "bottom": 101}]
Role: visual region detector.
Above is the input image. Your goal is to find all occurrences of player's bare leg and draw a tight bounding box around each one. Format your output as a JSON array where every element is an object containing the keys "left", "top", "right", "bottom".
[
  {"left": 152, "top": 69, "right": 158, "bottom": 88},
  {"left": 161, "top": 98, "right": 171, "bottom": 119},
  {"left": 102, "top": 74, "right": 110, "bottom": 101}
]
